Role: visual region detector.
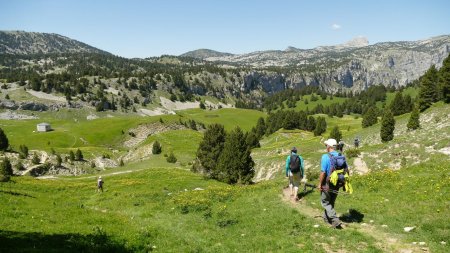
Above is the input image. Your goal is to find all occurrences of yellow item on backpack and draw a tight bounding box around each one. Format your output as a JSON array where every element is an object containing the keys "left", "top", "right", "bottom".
[
  {"left": 329, "top": 169, "right": 344, "bottom": 186},
  {"left": 329, "top": 170, "right": 353, "bottom": 194},
  {"left": 343, "top": 173, "right": 353, "bottom": 194}
]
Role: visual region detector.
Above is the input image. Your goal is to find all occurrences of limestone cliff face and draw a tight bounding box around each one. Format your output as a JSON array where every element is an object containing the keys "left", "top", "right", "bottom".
[{"left": 210, "top": 36, "right": 450, "bottom": 93}]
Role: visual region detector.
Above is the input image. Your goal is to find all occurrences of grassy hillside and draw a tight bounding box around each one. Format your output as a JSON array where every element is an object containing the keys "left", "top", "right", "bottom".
[
  {"left": 0, "top": 102, "right": 448, "bottom": 252},
  {"left": 1, "top": 168, "right": 390, "bottom": 253},
  {"left": 177, "top": 108, "right": 266, "bottom": 131}
]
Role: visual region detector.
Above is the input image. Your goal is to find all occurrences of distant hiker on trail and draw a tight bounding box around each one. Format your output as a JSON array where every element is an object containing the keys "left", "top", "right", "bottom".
[
  {"left": 354, "top": 137, "right": 360, "bottom": 148},
  {"left": 97, "top": 176, "right": 104, "bottom": 192},
  {"left": 337, "top": 141, "right": 345, "bottom": 153},
  {"left": 317, "top": 139, "right": 347, "bottom": 228},
  {"left": 285, "top": 147, "right": 305, "bottom": 201}
]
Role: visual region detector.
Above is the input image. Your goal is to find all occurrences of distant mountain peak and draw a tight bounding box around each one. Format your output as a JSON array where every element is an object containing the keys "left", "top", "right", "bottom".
[
  {"left": 0, "top": 30, "right": 109, "bottom": 55},
  {"left": 180, "top": 48, "right": 233, "bottom": 59},
  {"left": 343, "top": 36, "right": 369, "bottom": 48}
]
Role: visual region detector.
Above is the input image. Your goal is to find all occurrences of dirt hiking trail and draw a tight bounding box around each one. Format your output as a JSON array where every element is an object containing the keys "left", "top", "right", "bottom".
[{"left": 281, "top": 188, "right": 428, "bottom": 253}]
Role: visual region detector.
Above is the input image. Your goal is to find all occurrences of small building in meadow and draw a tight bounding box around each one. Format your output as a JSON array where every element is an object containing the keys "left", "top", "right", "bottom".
[{"left": 37, "top": 123, "right": 51, "bottom": 132}]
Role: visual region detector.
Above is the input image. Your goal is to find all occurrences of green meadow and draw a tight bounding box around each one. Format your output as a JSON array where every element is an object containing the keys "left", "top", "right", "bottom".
[{"left": 0, "top": 102, "right": 449, "bottom": 252}]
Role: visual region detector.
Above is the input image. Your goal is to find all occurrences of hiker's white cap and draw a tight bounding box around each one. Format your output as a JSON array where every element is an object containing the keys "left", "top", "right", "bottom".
[
  {"left": 99, "top": 176, "right": 102, "bottom": 179},
  {"left": 324, "top": 139, "right": 337, "bottom": 147}
]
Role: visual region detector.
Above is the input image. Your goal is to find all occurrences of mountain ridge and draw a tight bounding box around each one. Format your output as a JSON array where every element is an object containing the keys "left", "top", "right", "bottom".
[{"left": 0, "top": 30, "right": 109, "bottom": 55}]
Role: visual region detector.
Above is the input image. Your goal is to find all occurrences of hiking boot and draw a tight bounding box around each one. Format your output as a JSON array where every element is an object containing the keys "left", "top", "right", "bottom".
[{"left": 332, "top": 220, "right": 343, "bottom": 229}]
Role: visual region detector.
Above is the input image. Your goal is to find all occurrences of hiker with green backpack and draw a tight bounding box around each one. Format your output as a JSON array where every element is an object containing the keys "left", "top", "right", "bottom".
[
  {"left": 317, "top": 139, "right": 352, "bottom": 228},
  {"left": 285, "top": 147, "right": 305, "bottom": 201}
]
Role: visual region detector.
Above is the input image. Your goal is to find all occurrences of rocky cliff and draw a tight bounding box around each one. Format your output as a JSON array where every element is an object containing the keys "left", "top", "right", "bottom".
[{"left": 206, "top": 36, "right": 450, "bottom": 93}]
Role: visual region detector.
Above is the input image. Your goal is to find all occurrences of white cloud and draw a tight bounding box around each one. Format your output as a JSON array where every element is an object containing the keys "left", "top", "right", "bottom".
[{"left": 331, "top": 24, "right": 341, "bottom": 30}]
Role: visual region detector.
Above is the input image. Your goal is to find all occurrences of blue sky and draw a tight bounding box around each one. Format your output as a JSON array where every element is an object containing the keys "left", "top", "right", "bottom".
[{"left": 1, "top": 0, "right": 449, "bottom": 58}]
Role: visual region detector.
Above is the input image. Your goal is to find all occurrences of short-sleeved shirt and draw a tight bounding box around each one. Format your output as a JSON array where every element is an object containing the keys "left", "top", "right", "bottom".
[
  {"left": 320, "top": 151, "right": 340, "bottom": 177},
  {"left": 286, "top": 152, "right": 304, "bottom": 176}
]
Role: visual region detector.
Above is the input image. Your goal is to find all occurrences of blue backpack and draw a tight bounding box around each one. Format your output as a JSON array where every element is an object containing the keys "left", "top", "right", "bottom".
[{"left": 327, "top": 153, "right": 349, "bottom": 188}]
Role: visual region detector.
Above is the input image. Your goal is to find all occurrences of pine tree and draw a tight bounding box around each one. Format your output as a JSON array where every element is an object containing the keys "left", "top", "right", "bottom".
[
  {"left": 255, "top": 117, "right": 266, "bottom": 138},
  {"left": 0, "top": 128, "right": 9, "bottom": 151},
  {"left": 32, "top": 152, "right": 40, "bottom": 164},
  {"left": 0, "top": 158, "right": 13, "bottom": 182},
  {"left": 196, "top": 124, "right": 226, "bottom": 176},
  {"left": 56, "top": 154, "right": 62, "bottom": 167},
  {"left": 69, "top": 150, "right": 75, "bottom": 161},
  {"left": 439, "top": 55, "right": 450, "bottom": 103},
  {"left": 75, "top": 149, "right": 83, "bottom": 161},
  {"left": 380, "top": 109, "right": 395, "bottom": 142},
  {"left": 306, "top": 116, "right": 316, "bottom": 132},
  {"left": 407, "top": 105, "right": 420, "bottom": 130},
  {"left": 390, "top": 91, "right": 404, "bottom": 116},
  {"left": 362, "top": 107, "right": 378, "bottom": 128},
  {"left": 166, "top": 152, "right": 177, "bottom": 163},
  {"left": 418, "top": 65, "right": 439, "bottom": 111},
  {"left": 152, "top": 140, "right": 162, "bottom": 154},
  {"left": 199, "top": 101, "right": 206, "bottom": 109},
  {"left": 403, "top": 94, "right": 413, "bottom": 113},
  {"left": 329, "top": 126, "right": 342, "bottom": 143},
  {"left": 245, "top": 130, "right": 260, "bottom": 149},
  {"left": 216, "top": 126, "right": 254, "bottom": 184},
  {"left": 314, "top": 116, "right": 327, "bottom": 136},
  {"left": 19, "top": 144, "right": 29, "bottom": 159}
]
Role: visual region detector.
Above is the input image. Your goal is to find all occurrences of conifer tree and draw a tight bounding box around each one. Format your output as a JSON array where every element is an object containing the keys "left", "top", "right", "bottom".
[
  {"left": 362, "top": 107, "right": 378, "bottom": 128},
  {"left": 380, "top": 109, "right": 395, "bottom": 142},
  {"left": 255, "top": 117, "right": 266, "bottom": 138},
  {"left": 390, "top": 91, "right": 404, "bottom": 116},
  {"left": 0, "top": 128, "right": 9, "bottom": 151},
  {"left": 418, "top": 65, "right": 439, "bottom": 111},
  {"left": 403, "top": 94, "right": 413, "bottom": 113},
  {"left": 439, "top": 55, "right": 450, "bottom": 103},
  {"left": 196, "top": 124, "right": 226, "bottom": 176},
  {"left": 75, "top": 148, "right": 83, "bottom": 161},
  {"left": 166, "top": 152, "right": 177, "bottom": 163},
  {"left": 314, "top": 117, "right": 327, "bottom": 136},
  {"left": 329, "top": 126, "right": 342, "bottom": 143},
  {"left": 0, "top": 158, "right": 13, "bottom": 182},
  {"left": 56, "top": 154, "right": 62, "bottom": 167},
  {"left": 69, "top": 150, "right": 75, "bottom": 161},
  {"left": 306, "top": 116, "right": 316, "bottom": 132},
  {"left": 407, "top": 105, "right": 420, "bottom": 130},
  {"left": 245, "top": 130, "right": 260, "bottom": 149},
  {"left": 216, "top": 126, "right": 254, "bottom": 184},
  {"left": 152, "top": 140, "right": 162, "bottom": 154}
]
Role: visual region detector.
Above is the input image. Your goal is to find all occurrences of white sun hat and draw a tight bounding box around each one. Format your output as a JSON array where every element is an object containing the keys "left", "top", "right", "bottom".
[{"left": 324, "top": 139, "right": 337, "bottom": 147}]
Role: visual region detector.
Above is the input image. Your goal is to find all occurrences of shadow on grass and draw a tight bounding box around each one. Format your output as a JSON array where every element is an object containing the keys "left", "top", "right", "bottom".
[
  {"left": 0, "top": 229, "right": 131, "bottom": 253},
  {"left": 340, "top": 208, "right": 365, "bottom": 223},
  {"left": 0, "top": 190, "right": 35, "bottom": 198}
]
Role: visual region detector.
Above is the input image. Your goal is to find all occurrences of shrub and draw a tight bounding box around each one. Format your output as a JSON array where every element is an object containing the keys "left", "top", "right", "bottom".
[
  {"left": 345, "top": 148, "right": 361, "bottom": 158},
  {"left": 152, "top": 141, "right": 162, "bottom": 154},
  {"left": 0, "top": 158, "right": 13, "bottom": 182},
  {"left": 16, "top": 161, "right": 25, "bottom": 171},
  {"left": 56, "top": 154, "right": 62, "bottom": 167},
  {"left": 166, "top": 152, "right": 177, "bottom": 163},
  {"left": 32, "top": 152, "right": 40, "bottom": 164},
  {"left": 69, "top": 150, "right": 75, "bottom": 161},
  {"left": 0, "top": 128, "right": 9, "bottom": 151},
  {"left": 75, "top": 149, "right": 83, "bottom": 161},
  {"left": 19, "top": 144, "right": 29, "bottom": 158}
]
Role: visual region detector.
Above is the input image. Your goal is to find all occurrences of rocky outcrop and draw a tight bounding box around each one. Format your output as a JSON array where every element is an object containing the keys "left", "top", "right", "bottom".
[{"left": 207, "top": 35, "right": 450, "bottom": 93}]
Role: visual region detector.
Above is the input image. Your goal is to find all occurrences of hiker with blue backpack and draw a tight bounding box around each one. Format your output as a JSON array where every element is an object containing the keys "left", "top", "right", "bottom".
[
  {"left": 317, "top": 139, "right": 352, "bottom": 228},
  {"left": 285, "top": 147, "right": 305, "bottom": 201}
]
